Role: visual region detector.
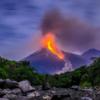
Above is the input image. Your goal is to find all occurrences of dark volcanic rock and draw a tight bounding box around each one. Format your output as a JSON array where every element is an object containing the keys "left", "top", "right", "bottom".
[
  {"left": 42, "top": 82, "right": 51, "bottom": 90},
  {"left": 4, "top": 79, "right": 18, "bottom": 89},
  {"left": 0, "top": 98, "right": 9, "bottom": 100},
  {"left": 51, "top": 90, "right": 70, "bottom": 100},
  {"left": 3, "top": 93, "right": 17, "bottom": 99},
  {"left": 1, "top": 79, "right": 100, "bottom": 100},
  {"left": 12, "top": 88, "right": 22, "bottom": 95},
  {"left": 0, "top": 91, "right": 5, "bottom": 97},
  {"left": 80, "top": 97, "right": 92, "bottom": 100},
  {"left": 27, "top": 91, "right": 40, "bottom": 98},
  {"left": 71, "top": 85, "right": 80, "bottom": 91},
  {"left": 2, "top": 89, "right": 12, "bottom": 94},
  {"left": 12, "top": 96, "right": 33, "bottom": 100},
  {"left": 0, "top": 79, "right": 5, "bottom": 89}
]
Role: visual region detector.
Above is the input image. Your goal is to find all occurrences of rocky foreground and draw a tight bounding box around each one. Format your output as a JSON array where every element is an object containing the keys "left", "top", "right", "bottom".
[{"left": 0, "top": 79, "right": 100, "bottom": 100}]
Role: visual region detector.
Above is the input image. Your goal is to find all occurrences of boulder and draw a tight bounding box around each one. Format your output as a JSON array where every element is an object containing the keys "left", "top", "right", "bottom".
[
  {"left": 27, "top": 91, "right": 40, "bottom": 98},
  {"left": 19, "top": 80, "right": 35, "bottom": 93},
  {"left": 93, "top": 86, "right": 100, "bottom": 91},
  {"left": 71, "top": 85, "right": 80, "bottom": 91},
  {"left": 51, "top": 90, "right": 70, "bottom": 100},
  {"left": 33, "top": 91, "right": 40, "bottom": 97},
  {"left": 43, "top": 95, "right": 51, "bottom": 100},
  {"left": 52, "top": 87, "right": 56, "bottom": 91},
  {"left": 13, "top": 96, "right": 33, "bottom": 100},
  {"left": 34, "top": 86, "right": 42, "bottom": 91},
  {"left": 0, "top": 91, "right": 5, "bottom": 97},
  {"left": 3, "top": 94, "right": 17, "bottom": 99},
  {"left": 27, "top": 92, "right": 35, "bottom": 98},
  {"left": 4, "top": 79, "right": 18, "bottom": 89},
  {"left": 81, "top": 88, "right": 93, "bottom": 92},
  {"left": 12, "top": 88, "right": 22, "bottom": 95},
  {"left": 42, "top": 82, "right": 50, "bottom": 90},
  {"left": 80, "top": 97, "right": 92, "bottom": 100},
  {"left": 51, "top": 91, "right": 56, "bottom": 94},
  {"left": 0, "top": 79, "right": 5, "bottom": 89},
  {"left": 0, "top": 98, "right": 9, "bottom": 100},
  {"left": 2, "top": 89, "right": 12, "bottom": 94}
]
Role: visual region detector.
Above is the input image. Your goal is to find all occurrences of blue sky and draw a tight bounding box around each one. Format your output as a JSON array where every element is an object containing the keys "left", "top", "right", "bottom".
[{"left": 0, "top": 0, "right": 100, "bottom": 60}]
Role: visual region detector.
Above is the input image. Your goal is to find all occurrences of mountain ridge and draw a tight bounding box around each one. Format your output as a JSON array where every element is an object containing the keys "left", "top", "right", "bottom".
[
  {"left": 22, "top": 48, "right": 94, "bottom": 74},
  {"left": 81, "top": 48, "right": 100, "bottom": 60}
]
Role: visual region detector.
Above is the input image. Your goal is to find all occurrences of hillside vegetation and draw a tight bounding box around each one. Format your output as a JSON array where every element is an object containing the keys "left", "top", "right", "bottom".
[
  {"left": 0, "top": 56, "right": 100, "bottom": 87},
  {"left": 0, "top": 56, "right": 45, "bottom": 85}
]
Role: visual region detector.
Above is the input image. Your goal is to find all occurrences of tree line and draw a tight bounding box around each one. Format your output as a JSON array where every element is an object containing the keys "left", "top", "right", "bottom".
[{"left": 0, "top": 56, "right": 100, "bottom": 87}]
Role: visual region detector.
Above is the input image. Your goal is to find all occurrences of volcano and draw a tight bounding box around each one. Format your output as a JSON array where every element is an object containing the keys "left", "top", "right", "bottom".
[
  {"left": 22, "top": 48, "right": 90, "bottom": 75},
  {"left": 81, "top": 48, "right": 100, "bottom": 60},
  {"left": 22, "top": 48, "right": 73, "bottom": 74}
]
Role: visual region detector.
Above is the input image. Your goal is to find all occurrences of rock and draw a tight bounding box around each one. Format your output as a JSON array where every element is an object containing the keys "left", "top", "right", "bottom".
[
  {"left": 0, "top": 79, "right": 5, "bottom": 89},
  {"left": 42, "top": 82, "right": 50, "bottom": 90},
  {"left": 43, "top": 95, "right": 51, "bottom": 100},
  {"left": 81, "top": 88, "right": 93, "bottom": 92},
  {"left": 39, "top": 85, "right": 42, "bottom": 88},
  {"left": 93, "top": 86, "right": 100, "bottom": 91},
  {"left": 51, "top": 90, "right": 70, "bottom": 100},
  {"left": 0, "top": 91, "right": 5, "bottom": 97},
  {"left": 52, "top": 87, "right": 56, "bottom": 91},
  {"left": 2, "top": 89, "right": 12, "bottom": 94},
  {"left": 14, "top": 96, "right": 33, "bottom": 100},
  {"left": 34, "top": 86, "right": 42, "bottom": 91},
  {"left": 0, "top": 98, "right": 9, "bottom": 100},
  {"left": 33, "top": 91, "right": 40, "bottom": 97},
  {"left": 51, "top": 91, "right": 56, "bottom": 94},
  {"left": 27, "top": 91, "right": 40, "bottom": 98},
  {"left": 27, "top": 92, "right": 35, "bottom": 98},
  {"left": 12, "top": 88, "right": 22, "bottom": 95},
  {"left": 97, "top": 91, "right": 100, "bottom": 94},
  {"left": 19, "top": 80, "right": 35, "bottom": 93},
  {"left": 4, "top": 79, "right": 18, "bottom": 89},
  {"left": 3, "top": 94, "right": 17, "bottom": 99},
  {"left": 80, "top": 97, "right": 92, "bottom": 100},
  {"left": 71, "top": 85, "right": 80, "bottom": 91},
  {"left": 0, "top": 79, "right": 97, "bottom": 100}
]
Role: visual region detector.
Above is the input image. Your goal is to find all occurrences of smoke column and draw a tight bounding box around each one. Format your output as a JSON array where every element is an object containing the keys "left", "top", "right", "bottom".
[{"left": 40, "top": 8, "right": 100, "bottom": 54}]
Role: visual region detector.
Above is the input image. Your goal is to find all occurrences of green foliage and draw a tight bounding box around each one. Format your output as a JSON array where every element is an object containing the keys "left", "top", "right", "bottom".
[
  {"left": 80, "top": 81, "right": 91, "bottom": 88},
  {"left": 0, "top": 68, "right": 8, "bottom": 79},
  {"left": 0, "top": 56, "right": 45, "bottom": 86},
  {"left": 45, "top": 57, "right": 100, "bottom": 88},
  {"left": 0, "top": 55, "right": 100, "bottom": 88}
]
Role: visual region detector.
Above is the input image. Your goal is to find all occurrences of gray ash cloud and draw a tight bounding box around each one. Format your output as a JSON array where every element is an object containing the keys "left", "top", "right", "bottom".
[{"left": 40, "top": 8, "right": 100, "bottom": 53}]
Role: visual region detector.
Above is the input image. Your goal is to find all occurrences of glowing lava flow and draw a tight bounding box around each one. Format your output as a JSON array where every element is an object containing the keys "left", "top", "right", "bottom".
[
  {"left": 47, "top": 41, "right": 63, "bottom": 59},
  {"left": 42, "top": 33, "right": 64, "bottom": 59}
]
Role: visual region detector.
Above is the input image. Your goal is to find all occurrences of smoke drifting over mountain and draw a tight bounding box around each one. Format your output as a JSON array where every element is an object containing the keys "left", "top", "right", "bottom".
[{"left": 41, "top": 8, "right": 100, "bottom": 53}]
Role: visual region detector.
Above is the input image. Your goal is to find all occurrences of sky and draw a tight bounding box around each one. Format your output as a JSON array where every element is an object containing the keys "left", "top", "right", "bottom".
[{"left": 0, "top": 0, "right": 100, "bottom": 60}]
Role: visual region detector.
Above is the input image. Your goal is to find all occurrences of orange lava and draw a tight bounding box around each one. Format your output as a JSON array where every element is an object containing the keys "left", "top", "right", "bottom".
[{"left": 42, "top": 33, "right": 64, "bottom": 59}]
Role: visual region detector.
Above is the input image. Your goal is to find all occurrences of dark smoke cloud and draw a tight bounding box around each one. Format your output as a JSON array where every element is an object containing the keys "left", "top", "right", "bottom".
[{"left": 40, "top": 8, "right": 100, "bottom": 54}]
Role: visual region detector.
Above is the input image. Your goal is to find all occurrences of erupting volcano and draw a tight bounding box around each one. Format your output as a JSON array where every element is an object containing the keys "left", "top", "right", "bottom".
[
  {"left": 22, "top": 32, "right": 92, "bottom": 74},
  {"left": 42, "top": 33, "right": 64, "bottom": 59}
]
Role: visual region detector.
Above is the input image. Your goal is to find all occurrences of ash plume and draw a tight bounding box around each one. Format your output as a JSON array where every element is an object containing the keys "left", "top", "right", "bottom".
[{"left": 40, "top": 8, "right": 100, "bottom": 54}]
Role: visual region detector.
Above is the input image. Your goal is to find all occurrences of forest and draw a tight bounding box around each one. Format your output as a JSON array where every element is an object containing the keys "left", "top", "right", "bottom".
[{"left": 0, "top": 56, "right": 100, "bottom": 88}]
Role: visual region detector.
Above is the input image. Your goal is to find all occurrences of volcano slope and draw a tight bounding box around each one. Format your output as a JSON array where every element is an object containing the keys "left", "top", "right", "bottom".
[{"left": 22, "top": 48, "right": 89, "bottom": 75}]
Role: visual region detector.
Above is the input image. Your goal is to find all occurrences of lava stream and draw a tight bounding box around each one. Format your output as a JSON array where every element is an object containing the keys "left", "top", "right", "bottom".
[{"left": 42, "top": 33, "right": 64, "bottom": 59}]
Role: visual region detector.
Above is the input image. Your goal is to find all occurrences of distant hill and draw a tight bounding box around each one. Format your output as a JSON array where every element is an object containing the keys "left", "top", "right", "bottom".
[
  {"left": 81, "top": 48, "right": 100, "bottom": 60},
  {"left": 22, "top": 48, "right": 90, "bottom": 74}
]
